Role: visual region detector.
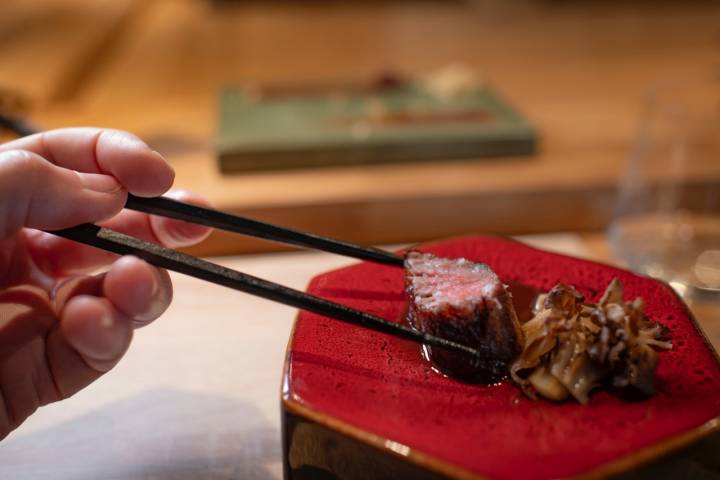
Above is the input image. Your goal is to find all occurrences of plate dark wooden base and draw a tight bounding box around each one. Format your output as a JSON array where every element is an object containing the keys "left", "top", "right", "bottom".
[{"left": 282, "top": 402, "right": 449, "bottom": 480}]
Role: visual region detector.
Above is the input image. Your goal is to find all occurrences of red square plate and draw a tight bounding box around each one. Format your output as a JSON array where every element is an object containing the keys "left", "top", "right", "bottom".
[{"left": 282, "top": 236, "right": 720, "bottom": 479}]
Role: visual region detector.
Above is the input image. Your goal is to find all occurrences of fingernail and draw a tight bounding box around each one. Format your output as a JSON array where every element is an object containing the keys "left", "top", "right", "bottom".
[
  {"left": 78, "top": 172, "right": 122, "bottom": 193},
  {"left": 175, "top": 220, "right": 206, "bottom": 241}
]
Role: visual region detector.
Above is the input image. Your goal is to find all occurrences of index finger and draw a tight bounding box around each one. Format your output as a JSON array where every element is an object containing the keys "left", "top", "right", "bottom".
[
  {"left": 25, "top": 191, "right": 212, "bottom": 277},
  {"left": 0, "top": 128, "right": 175, "bottom": 197}
]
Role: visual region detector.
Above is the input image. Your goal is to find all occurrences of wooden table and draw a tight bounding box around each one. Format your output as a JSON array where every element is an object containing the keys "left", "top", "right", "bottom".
[
  {"left": 0, "top": 233, "right": 717, "bottom": 479},
  {"left": 2, "top": 0, "right": 720, "bottom": 256}
]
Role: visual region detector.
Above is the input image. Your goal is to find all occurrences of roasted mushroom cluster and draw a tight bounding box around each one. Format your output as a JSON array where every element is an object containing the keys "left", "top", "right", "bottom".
[{"left": 511, "top": 279, "right": 672, "bottom": 403}]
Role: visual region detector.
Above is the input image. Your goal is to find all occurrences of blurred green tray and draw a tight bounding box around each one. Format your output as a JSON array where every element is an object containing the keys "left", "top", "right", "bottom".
[{"left": 217, "top": 84, "right": 536, "bottom": 173}]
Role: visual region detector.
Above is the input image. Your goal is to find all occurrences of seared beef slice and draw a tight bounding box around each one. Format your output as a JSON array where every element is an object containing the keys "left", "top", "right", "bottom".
[{"left": 404, "top": 251, "right": 524, "bottom": 382}]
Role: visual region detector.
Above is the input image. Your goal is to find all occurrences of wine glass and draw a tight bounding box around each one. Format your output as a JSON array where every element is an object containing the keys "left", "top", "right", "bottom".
[{"left": 608, "top": 76, "right": 720, "bottom": 299}]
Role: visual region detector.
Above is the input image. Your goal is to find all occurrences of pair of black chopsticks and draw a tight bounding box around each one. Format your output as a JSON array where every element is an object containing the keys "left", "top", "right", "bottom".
[
  {"left": 3, "top": 121, "right": 480, "bottom": 358},
  {"left": 49, "top": 196, "right": 480, "bottom": 357}
]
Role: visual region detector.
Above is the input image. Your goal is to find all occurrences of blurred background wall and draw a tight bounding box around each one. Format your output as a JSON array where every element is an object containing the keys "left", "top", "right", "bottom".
[{"left": 1, "top": 0, "right": 718, "bottom": 255}]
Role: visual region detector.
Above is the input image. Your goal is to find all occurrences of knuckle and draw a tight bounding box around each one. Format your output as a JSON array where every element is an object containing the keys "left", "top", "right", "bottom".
[
  {"left": 99, "top": 129, "right": 143, "bottom": 150},
  {"left": 0, "top": 149, "right": 44, "bottom": 181},
  {"left": 0, "top": 150, "right": 50, "bottom": 235}
]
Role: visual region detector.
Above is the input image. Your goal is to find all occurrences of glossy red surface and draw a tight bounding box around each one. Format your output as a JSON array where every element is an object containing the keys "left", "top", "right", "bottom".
[{"left": 285, "top": 236, "right": 720, "bottom": 479}]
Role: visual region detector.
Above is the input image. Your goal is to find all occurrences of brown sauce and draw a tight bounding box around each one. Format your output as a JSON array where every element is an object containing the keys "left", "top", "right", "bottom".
[{"left": 506, "top": 281, "right": 541, "bottom": 325}]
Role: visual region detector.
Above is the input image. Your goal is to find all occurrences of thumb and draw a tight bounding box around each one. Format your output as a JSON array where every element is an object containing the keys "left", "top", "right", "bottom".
[{"left": 0, "top": 149, "right": 127, "bottom": 238}]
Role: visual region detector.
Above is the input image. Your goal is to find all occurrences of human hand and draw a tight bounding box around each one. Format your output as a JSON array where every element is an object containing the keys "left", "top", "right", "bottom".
[{"left": 0, "top": 128, "right": 210, "bottom": 439}]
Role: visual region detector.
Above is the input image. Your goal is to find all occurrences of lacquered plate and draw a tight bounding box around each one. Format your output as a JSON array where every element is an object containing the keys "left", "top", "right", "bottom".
[{"left": 282, "top": 236, "right": 720, "bottom": 479}]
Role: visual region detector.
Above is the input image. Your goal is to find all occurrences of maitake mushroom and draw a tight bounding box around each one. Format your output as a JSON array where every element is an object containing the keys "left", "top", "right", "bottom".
[{"left": 511, "top": 279, "right": 672, "bottom": 404}]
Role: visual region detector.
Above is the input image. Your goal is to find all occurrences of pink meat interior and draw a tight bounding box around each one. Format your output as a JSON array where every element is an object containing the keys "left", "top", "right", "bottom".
[{"left": 406, "top": 251, "right": 501, "bottom": 316}]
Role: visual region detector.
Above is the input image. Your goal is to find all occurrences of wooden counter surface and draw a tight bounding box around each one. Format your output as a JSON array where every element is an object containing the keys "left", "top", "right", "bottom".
[{"left": 2, "top": 0, "right": 720, "bottom": 255}]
